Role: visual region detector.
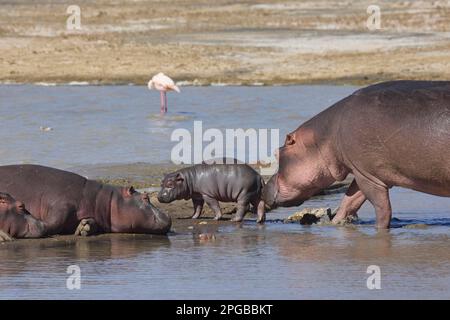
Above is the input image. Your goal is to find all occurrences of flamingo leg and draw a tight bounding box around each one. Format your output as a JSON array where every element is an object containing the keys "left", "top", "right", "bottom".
[
  {"left": 160, "top": 91, "right": 165, "bottom": 114},
  {"left": 164, "top": 91, "right": 168, "bottom": 113}
]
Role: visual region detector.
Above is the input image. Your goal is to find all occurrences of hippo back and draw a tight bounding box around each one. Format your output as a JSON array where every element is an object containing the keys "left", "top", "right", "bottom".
[
  {"left": 0, "top": 164, "right": 88, "bottom": 220},
  {"left": 336, "top": 80, "right": 450, "bottom": 194}
]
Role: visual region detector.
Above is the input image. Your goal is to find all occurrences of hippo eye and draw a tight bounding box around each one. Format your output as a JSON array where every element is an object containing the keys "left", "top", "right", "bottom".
[{"left": 167, "top": 181, "right": 174, "bottom": 187}]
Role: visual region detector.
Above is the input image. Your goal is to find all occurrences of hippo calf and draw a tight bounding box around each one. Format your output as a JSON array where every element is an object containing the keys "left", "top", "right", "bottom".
[
  {"left": 0, "top": 165, "right": 171, "bottom": 238},
  {"left": 158, "top": 163, "right": 265, "bottom": 223},
  {"left": 263, "top": 80, "right": 450, "bottom": 229},
  {"left": 0, "top": 192, "right": 45, "bottom": 240}
]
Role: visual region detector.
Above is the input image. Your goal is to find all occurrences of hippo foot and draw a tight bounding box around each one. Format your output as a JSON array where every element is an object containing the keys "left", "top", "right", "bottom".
[
  {"left": 75, "top": 218, "right": 98, "bottom": 237},
  {"left": 213, "top": 215, "right": 223, "bottom": 221},
  {"left": 191, "top": 214, "right": 200, "bottom": 219},
  {"left": 0, "top": 230, "right": 13, "bottom": 242},
  {"left": 256, "top": 215, "right": 266, "bottom": 224},
  {"left": 330, "top": 207, "right": 359, "bottom": 225},
  {"left": 231, "top": 216, "right": 244, "bottom": 223}
]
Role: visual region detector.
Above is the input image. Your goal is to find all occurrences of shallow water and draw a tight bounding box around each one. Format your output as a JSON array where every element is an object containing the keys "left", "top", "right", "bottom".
[
  {"left": 0, "top": 85, "right": 449, "bottom": 299},
  {"left": 0, "top": 84, "right": 356, "bottom": 167},
  {"left": 1, "top": 189, "right": 449, "bottom": 300}
]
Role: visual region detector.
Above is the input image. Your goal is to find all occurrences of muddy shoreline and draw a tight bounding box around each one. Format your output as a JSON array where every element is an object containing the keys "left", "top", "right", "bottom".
[{"left": 0, "top": 162, "right": 351, "bottom": 246}]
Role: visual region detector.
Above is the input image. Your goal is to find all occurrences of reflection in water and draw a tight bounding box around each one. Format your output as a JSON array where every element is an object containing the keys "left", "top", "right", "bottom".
[
  {"left": 1, "top": 222, "right": 449, "bottom": 299},
  {"left": 0, "top": 235, "right": 170, "bottom": 275},
  {"left": 0, "top": 235, "right": 171, "bottom": 298}
]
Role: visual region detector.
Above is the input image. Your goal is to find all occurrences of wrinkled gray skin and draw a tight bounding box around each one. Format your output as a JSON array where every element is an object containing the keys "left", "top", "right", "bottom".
[
  {"left": 263, "top": 80, "right": 450, "bottom": 229},
  {"left": 0, "top": 165, "right": 171, "bottom": 238},
  {"left": 0, "top": 192, "right": 45, "bottom": 240},
  {"left": 158, "top": 164, "right": 266, "bottom": 223}
]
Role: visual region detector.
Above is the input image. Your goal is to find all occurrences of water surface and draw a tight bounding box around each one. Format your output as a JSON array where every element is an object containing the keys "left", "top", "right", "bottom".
[{"left": 0, "top": 85, "right": 356, "bottom": 167}]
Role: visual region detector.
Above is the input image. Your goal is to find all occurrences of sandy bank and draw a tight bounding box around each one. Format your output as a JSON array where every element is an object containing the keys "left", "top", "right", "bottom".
[{"left": 1, "top": 0, "right": 450, "bottom": 85}]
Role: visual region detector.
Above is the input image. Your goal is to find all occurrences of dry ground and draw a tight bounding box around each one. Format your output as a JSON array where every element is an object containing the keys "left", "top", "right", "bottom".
[{"left": 0, "top": 0, "right": 450, "bottom": 85}]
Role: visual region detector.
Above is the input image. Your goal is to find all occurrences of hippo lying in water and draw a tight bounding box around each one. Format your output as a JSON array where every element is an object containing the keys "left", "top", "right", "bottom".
[
  {"left": 158, "top": 163, "right": 265, "bottom": 223},
  {"left": 263, "top": 80, "right": 450, "bottom": 229},
  {"left": 0, "top": 165, "right": 171, "bottom": 239}
]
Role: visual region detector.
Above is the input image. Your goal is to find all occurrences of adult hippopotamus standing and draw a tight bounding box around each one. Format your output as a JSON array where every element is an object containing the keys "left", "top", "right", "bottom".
[
  {"left": 263, "top": 81, "right": 450, "bottom": 228},
  {"left": 0, "top": 192, "right": 45, "bottom": 240},
  {"left": 0, "top": 165, "right": 171, "bottom": 238}
]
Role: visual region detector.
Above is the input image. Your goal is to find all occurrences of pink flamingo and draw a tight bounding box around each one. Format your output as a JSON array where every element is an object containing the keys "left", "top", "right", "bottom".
[{"left": 147, "top": 72, "right": 180, "bottom": 114}]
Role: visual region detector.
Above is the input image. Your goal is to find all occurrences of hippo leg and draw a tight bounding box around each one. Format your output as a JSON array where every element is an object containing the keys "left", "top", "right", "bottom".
[
  {"left": 74, "top": 218, "right": 98, "bottom": 236},
  {"left": 203, "top": 196, "right": 223, "bottom": 220},
  {"left": 0, "top": 230, "right": 12, "bottom": 242},
  {"left": 191, "top": 194, "right": 204, "bottom": 219},
  {"left": 256, "top": 200, "right": 266, "bottom": 224},
  {"left": 355, "top": 175, "right": 392, "bottom": 229},
  {"left": 231, "top": 201, "right": 249, "bottom": 222},
  {"left": 332, "top": 179, "right": 366, "bottom": 224},
  {"left": 251, "top": 197, "right": 266, "bottom": 224}
]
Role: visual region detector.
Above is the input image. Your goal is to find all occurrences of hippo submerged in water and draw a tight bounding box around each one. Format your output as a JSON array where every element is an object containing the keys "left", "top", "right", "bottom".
[
  {"left": 263, "top": 80, "right": 450, "bottom": 229},
  {"left": 0, "top": 165, "right": 171, "bottom": 239},
  {"left": 158, "top": 163, "right": 266, "bottom": 223}
]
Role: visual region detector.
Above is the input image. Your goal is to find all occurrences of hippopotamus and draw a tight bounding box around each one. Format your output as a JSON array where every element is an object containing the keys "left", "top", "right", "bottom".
[
  {"left": 0, "top": 192, "right": 45, "bottom": 240},
  {"left": 263, "top": 80, "right": 450, "bottom": 229},
  {"left": 157, "top": 163, "right": 265, "bottom": 223},
  {"left": 0, "top": 164, "right": 171, "bottom": 238}
]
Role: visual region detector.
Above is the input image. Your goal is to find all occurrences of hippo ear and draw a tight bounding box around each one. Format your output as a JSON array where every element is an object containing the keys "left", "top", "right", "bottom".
[
  {"left": 285, "top": 133, "right": 296, "bottom": 146},
  {"left": 124, "top": 186, "right": 136, "bottom": 197}
]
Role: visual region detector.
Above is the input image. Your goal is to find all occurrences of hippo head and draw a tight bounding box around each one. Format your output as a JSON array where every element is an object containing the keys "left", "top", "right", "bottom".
[
  {"left": 110, "top": 186, "right": 172, "bottom": 234},
  {"left": 263, "top": 129, "right": 334, "bottom": 208},
  {"left": 0, "top": 192, "right": 29, "bottom": 215},
  {"left": 157, "top": 172, "right": 189, "bottom": 203}
]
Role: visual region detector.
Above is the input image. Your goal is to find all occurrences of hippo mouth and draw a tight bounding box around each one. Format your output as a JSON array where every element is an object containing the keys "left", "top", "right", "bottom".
[
  {"left": 269, "top": 194, "right": 305, "bottom": 209},
  {"left": 276, "top": 198, "right": 305, "bottom": 208},
  {"left": 275, "top": 185, "right": 307, "bottom": 208},
  {"left": 152, "top": 205, "right": 172, "bottom": 234},
  {"left": 263, "top": 174, "right": 305, "bottom": 209},
  {"left": 157, "top": 188, "right": 173, "bottom": 203}
]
